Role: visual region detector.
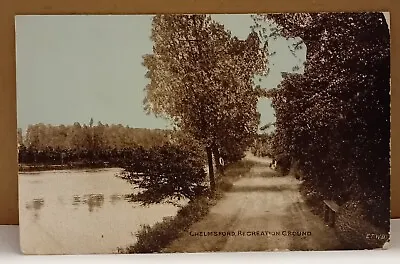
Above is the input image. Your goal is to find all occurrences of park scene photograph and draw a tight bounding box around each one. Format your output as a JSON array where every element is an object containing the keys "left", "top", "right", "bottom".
[{"left": 16, "top": 12, "right": 390, "bottom": 254}]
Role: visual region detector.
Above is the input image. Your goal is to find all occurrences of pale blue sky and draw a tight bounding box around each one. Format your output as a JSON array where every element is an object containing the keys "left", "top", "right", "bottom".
[{"left": 15, "top": 15, "right": 306, "bottom": 132}]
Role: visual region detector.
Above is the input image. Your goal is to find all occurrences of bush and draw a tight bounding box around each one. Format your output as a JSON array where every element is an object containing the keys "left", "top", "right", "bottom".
[
  {"left": 120, "top": 144, "right": 207, "bottom": 205},
  {"left": 335, "top": 200, "right": 389, "bottom": 249}
]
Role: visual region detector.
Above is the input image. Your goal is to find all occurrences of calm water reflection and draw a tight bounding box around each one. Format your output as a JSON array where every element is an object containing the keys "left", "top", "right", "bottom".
[
  {"left": 72, "top": 194, "right": 105, "bottom": 212},
  {"left": 19, "top": 168, "right": 186, "bottom": 254}
]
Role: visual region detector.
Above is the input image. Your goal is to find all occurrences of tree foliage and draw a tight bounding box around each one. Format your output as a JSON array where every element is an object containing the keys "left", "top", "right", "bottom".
[
  {"left": 121, "top": 144, "right": 207, "bottom": 205},
  {"left": 22, "top": 120, "right": 170, "bottom": 151},
  {"left": 143, "top": 15, "right": 267, "bottom": 192},
  {"left": 254, "top": 12, "right": 390, "bottom": 228},
  {"left": 18, "top": 120, "right": 173, "bottom": 167},
  {"left": 251, "top": 132, "right": 274, "bottom": 158}
]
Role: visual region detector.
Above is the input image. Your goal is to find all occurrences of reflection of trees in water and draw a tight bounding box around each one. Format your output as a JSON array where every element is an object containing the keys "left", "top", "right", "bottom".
[
  {"left": 84, "top": 194, "right": 104, "bottom": 212},
  {"left": 71, "top": 194, "right": 105, "bottom": 212},
  {"left": 25, "top": 198, "right": 44, "bottom": 221},
  {"left": 110, "top": 194, "right": 123, "bottom": 205},
  {"left": 109, "top": 194, "right": 132, "bottom": 205},
  {"left": 72, "top": 195, "right": 81, "bottom": 207},
  {"left": 71, "top": 193, "right": 133, "bottom": 211}
]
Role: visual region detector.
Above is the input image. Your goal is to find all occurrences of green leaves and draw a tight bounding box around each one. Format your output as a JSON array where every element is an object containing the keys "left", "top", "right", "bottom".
[
  {"left": 256, "top": 13, "right": 390, "bottom": 228},
  {"left": 121, "top": 144, "right": 207, "bottom": 205},
  {"left": 143, "top": 14, "right": 267, "bottom": 154},
  {"left": 23, "top": 121, "right": 171, "bottom": 151}
]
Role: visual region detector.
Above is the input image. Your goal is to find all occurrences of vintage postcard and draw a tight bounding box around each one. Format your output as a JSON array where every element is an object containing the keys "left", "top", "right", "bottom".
[{"left": 16, "top": 13, "right": 390, "bottom": 255}]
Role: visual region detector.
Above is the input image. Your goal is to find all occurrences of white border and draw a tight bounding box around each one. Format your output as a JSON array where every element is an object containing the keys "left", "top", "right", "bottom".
[{"left": 0, "top": 219, "right": 399, "bottom": 264}]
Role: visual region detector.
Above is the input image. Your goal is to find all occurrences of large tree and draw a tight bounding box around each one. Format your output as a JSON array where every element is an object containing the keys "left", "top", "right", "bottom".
[
  {"left": 254, "top": 13, "right": 390, "bottom": 228},
  {"left": 143, "top": 14, "right": 266, "bottom": 193}
]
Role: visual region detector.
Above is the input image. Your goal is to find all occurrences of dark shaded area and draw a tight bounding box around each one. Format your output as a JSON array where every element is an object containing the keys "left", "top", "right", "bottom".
[
  {"left": 18, "top": 145, "right": 153, "bottom": 171},
  {"left": 261, "top": 13, "right": 390, "bottom": 233},
  {"left": 121, "top": 144, "right": 207, "bottom": 205}
]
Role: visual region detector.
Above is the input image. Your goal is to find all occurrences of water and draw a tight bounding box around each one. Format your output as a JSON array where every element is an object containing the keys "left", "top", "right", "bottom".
[{"left": 19, "top": 168, "right": 186, "bottom": 254}]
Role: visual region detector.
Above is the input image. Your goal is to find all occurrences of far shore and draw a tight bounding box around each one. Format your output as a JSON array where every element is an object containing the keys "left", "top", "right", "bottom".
[{"left": 18, "top": 163, "right": 120, "bottom": 173}]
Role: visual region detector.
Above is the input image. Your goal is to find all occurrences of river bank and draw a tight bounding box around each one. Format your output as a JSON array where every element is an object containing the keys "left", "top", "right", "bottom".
[
  {"left": 119, "top": 158, "right": 257, "bottom": 254},
  {"left": 19, "top": 167, "right": 185, "bottom": 254},
  {"left": 18, "top": 162, "right": 114, "bottom": 172}
]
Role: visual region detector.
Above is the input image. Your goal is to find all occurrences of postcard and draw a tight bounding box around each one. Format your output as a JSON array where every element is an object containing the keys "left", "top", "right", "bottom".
[{"left": 16, "top": 12, "right": 390, "bottom": 254}]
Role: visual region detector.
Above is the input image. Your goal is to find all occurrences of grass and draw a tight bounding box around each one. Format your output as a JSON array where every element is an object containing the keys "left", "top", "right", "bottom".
[
  {"left": 118, "top": 159, "right": 256, "bottom": 254},
  {"left": 297, "top": 171, "right": 389, "bottom": 250},
  {"left": 118, "top": 195, "right": 215, "bottom": 254},
  {"left": 335, "top": 200, "right": 389, "bottom": 249},
  {"left": 215, "top": 160, "right": 258, "bottom": 192}
]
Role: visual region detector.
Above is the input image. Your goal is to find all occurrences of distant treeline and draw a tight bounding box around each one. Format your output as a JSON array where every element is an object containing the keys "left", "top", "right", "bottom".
[
  {"left": 18, "top": 119, "right": 247, "bottom": 170},
  {"left": 17, "top": 119, "right": 184, "bottom": 167},
  {"left": 18, "top": 119, "right": 171, "bottom": 151},
  {"left": 18, "top": 120, "right": 210, "bottom": 202},
  {"left": 250, "top": 133, "right": 273, "bottom": 158}
]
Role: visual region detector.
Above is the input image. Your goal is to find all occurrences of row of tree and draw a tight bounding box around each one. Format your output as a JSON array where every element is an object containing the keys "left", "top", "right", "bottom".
[
  {"left": 18, "top": 119, "right": 171, "bottom": 152},
  {"left": 256, "top": 13, "right": 390, "bottom": 229},
  {"left": 17, "top": 119, "right": 175, "bottom": 166},
  {"left": 141, "top": 15, "right": 267, "bottom": 194},
  {"left": 18, "top": 118, "right": 249, "bottom": 168}
]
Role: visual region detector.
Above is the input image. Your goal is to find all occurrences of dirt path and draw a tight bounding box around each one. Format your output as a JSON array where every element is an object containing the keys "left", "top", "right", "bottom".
[{"left": 163, "top": 155, "right": 341, "bottom": 253}]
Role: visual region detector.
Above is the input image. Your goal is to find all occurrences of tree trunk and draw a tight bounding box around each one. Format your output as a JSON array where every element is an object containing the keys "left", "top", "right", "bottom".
[{"left": 206, "top": 147, "right": 216, "bottom": 194}]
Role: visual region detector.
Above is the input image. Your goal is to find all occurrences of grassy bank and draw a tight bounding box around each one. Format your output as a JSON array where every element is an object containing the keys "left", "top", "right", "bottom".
[
  {"left": 118, "top": 159, "right": 255, "bottom": 254},
  {"left": 298, "top": 174, "right": 389, "bottom": 250},
  {"left": 117, "top": 195, "right": 216, "bottom": 254}
]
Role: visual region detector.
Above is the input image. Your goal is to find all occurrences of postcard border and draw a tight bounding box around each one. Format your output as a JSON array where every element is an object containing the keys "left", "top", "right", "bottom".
[{"left": 0, "top": 0, "right": 398, "bottom": 225}]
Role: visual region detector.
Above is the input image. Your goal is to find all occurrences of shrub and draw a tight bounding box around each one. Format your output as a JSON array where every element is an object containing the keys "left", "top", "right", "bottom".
[
  {"left": 120, "top": 144, "right": 207, "bottom": 205},
  {"left": 335, "top": 200, "right": 389, "bottom": 249}
]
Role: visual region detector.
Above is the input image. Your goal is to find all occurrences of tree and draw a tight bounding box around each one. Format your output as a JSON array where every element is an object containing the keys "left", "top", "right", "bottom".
[
  {"left": 254, "top": 13, "right": 390, "bottom": 228},
  {"left": 25, "top": 124, "right": 41, "bottom": 150},
  {"left": 121, "top": 144, "right": 207, "bottom": 205},
  {"left": 70, "top": 122, "right": 84, "bottom": 151},
  {"left": 17, "top": 128, "right": 24, "bottom": 147},
  {"left": 143, "top": 14, "right": 266, "bottom": 194}
]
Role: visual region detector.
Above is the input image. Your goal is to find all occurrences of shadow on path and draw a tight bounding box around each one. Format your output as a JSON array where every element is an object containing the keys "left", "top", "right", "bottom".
[{"left": 163, "top": 155, "right": 342, "bottom": 253}]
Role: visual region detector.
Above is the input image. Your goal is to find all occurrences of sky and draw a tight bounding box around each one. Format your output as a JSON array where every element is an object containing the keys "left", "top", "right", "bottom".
[{"left": 15, "top": 14, "right": 306, "bottom": 132}]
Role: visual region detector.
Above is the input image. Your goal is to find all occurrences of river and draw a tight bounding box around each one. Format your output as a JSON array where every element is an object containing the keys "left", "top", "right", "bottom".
[{"left": 18, "top": 168, "right": 186, "bottom": 254}]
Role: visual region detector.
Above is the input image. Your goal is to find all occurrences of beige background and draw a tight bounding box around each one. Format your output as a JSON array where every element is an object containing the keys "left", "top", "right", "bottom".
[{"left": 0, "top": 0, "right": 398, "bottom": 225}]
